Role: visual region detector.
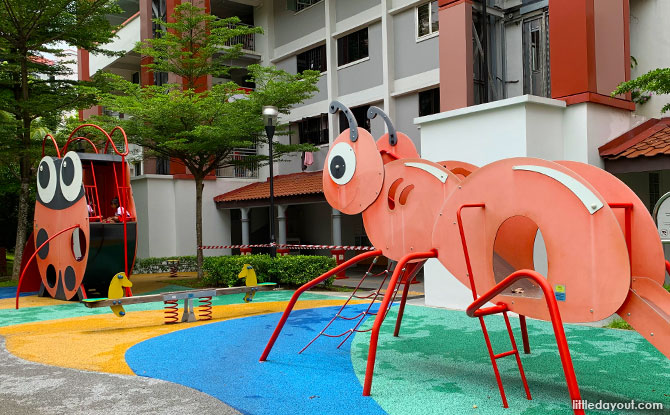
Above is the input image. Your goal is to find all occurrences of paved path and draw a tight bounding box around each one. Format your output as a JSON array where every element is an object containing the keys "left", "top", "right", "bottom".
[{"left": 0, "top": 337, "right": 240, "bottom": 415}]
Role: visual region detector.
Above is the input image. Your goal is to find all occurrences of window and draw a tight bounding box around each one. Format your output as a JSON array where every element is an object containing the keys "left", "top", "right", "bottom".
[
  {"left": 294, "top": 114, "right": 328, "bottom": 145},
  {"left": 286, "top": 0, "right": 322, "bottom": 12},
  {"left": 417, "top": 1, "right": 439, "bottom": 39},
  {"left": 522, "top": 13, "right": 550, "bottom": 97},
  {"left": 156, "top": 157, "right": 170, "bottom": 175},
  {"left": 419, "top": 88, "right": 440, "bottom": 116},
  {"left": 339, "top": 105, "right": 371, "bottom": 133},
  {"left": 337, "top": 28, "right": 368, "bottom": 67},
  {"left": 297, "top": 45, "right": 327, "bottom": 73},
  {"left": 131, "top": 72, "right": 140, "bottom": 84},
  {"left": 132, "top": 161, "right": 142, "bottom": 177},
  {"left": 151, "top": 0, "right": 166, "bottom": 39}
]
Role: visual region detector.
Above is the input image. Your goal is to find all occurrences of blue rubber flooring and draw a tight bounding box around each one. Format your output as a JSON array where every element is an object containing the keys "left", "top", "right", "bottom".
[
  {"left": 126, "top": 304, "right": 387, "bottom": 415},
  {"left": 0, "top": 286, "right": 36, "bottom": 299}
]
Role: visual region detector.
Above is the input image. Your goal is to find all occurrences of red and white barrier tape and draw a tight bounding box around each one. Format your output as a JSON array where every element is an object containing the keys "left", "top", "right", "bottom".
[{"left": 199, "top": 243, "right": 375, "bottom": 251}]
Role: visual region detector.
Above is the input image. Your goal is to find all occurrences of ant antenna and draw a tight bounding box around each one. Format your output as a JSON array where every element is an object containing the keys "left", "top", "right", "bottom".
[
  {"left": 329, "top": 100, "right": 359, "bottom": 142},
  {"left": 367, "top": 107, "right": 397, "bottom": 146}
]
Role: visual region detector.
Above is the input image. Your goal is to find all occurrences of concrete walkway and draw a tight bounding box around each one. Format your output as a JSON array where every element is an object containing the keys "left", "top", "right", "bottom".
[{"left": 0, "top": 337, "right": 240, "bottom": 415}]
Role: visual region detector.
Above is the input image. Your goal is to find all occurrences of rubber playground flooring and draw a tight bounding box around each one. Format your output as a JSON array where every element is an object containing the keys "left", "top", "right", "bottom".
[{"left": 0, "top": 275, "right": 668, "bottom": 415}]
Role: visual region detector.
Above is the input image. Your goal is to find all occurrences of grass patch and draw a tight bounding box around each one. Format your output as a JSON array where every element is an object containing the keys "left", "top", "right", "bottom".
[
  {"left": 0, "top": 279, "right": 18, "bottom": 287},
  {"left": 605, "top": 318, "right": 633, "bottom": 330},
  {"left": 320, "top": 285, "right": 356, "bottom": 292},
  {"left": 665, "top": 284, "right": 670, "bottom": 293}
]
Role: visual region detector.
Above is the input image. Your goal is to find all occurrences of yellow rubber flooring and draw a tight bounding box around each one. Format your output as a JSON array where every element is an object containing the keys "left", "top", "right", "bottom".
[{"left": 0, "top": 299, "right": 353, "bottom": 375}]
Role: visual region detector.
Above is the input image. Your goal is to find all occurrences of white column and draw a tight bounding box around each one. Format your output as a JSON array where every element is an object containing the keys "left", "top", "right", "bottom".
[
  {"left": 381, "top": 0, "right": 395, "bottom": 121},
  {"left": 325, "top": 0, "right": 339, "bottom": 143},
  {"left": 331, "top": 208, "right": 342, "bottom": 246},
  {"left": 277, "top": 205, "right": 287, "bottom": 245},
  {"left": 240, "top": 207, "right": 250, "bottom": 245}
]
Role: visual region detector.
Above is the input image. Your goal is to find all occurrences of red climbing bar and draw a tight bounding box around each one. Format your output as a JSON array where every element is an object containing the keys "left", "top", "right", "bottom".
[
  {"left": 467, "top": 269, "right": 584, "bottom": 415},
  {"left": 260, "top": 249, "right": 383, "bottom": 361},
  {"left": 494, "top": 350, "right": 517, "bottom": 359},
  {"left": 363, "top": 249, "right": 437, "bottom": 396},
  {"left": 472, "top": 304, "right": 508, "bottom": 317}
]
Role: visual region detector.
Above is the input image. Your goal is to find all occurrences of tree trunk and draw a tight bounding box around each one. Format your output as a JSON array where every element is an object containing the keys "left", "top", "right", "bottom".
[
  {"left": 194, "top": 175, "right": 205, "bottom": 280},
  {"left": 11, "top": 163, "right": 31, "bottom": 281},
  {"left": 12, "top": 56, "right": 33, "bottom": 281}
]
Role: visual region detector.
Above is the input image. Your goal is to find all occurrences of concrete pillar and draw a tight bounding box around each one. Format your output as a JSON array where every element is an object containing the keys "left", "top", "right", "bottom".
[
  {"left": 332, "top": 208, "right": 342, "bottom": 246},
  {"left": 548, "top": 0, "right": 633, "bottom": 110},
  {"left": 325, "top": 0, "right": 339, "bottom": 143},
  {"left": 438, "top": 0, "right": 474, "bottom": 111},
  {"left": 277, "top": 205, "right": 287, "bottom": 245},
  {"left": 240, "top": 207, "right": 250, "bottom": 245}
]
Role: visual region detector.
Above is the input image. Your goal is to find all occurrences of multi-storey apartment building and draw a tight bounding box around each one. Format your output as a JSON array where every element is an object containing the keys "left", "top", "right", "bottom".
[{"left": 79, "top": 0, "right": 670, "bottom": 277}]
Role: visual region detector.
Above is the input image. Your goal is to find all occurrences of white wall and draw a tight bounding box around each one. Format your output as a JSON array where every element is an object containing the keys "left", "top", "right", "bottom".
[
  {"left": 89, "top": 15, "right": 140, "bottom": 75},
  {"left": 131, "top": 175, "right": 252, "bottom": 258}
]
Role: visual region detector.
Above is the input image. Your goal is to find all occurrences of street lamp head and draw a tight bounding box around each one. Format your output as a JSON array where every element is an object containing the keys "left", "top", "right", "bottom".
[{"left": 262, "top": 106, "right": 279, "bottom": 127}]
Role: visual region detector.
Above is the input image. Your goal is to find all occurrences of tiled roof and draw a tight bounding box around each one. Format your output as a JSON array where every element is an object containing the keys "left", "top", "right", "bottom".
[
  {"left": 599, "top": 118, "right": 670, "bottom": 160},
  {"left": 213, "top": 171, "right": 323, "bottom": 203}
]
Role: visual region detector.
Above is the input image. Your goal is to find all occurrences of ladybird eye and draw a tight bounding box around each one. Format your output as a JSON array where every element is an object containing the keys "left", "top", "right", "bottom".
[
  {"left": 60, "top": 151, "right": 83, "bottom": 202},
  {"left": 37, "top": 157, "right": 57, "bottom": 204},
  {"left": 327, "top": 142, "right": 356, "bottom": 185}
]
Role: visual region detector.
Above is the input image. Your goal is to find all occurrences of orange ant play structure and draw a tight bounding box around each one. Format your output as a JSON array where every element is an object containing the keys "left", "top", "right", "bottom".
[
  {"left": 260, "top": 101, "right": 670, "bottom": 414},
  {"left": 15, "top": 124, "right": 137, "bottom": 306}
]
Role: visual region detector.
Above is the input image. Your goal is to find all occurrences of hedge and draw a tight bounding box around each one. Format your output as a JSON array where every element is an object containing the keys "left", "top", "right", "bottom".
[
  {"left": 133, "top": 256, "right": 197, "bottom": 274},
  {"left": 202, "top": 254, "right": 336, "bottom": 288}
]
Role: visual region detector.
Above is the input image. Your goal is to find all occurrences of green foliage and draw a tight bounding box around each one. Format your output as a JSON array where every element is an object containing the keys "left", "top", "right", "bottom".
[
  {"left": 202, "top": 255, "right": 336, "bottom": 288},
  {"left": 605, "top": 318, "right": 633, "bottom": 330},
  {"left": 0, "top": 0, "right": 122, "bottom": 278},
  {"left": 202, "top": 254, "right": 274, "bottom": 287},
  {"left": 613, "top": 67, "right": 670, "bottom": 113},
  {"left": 133, "top": 256, "right": 198, "bottom": 274},
  {"left": 136, "top": 2, "right": 263, "bottom": 89},
  {"left": 92, "top": 3, "right": 320, "bottom": 280},
  {"left": 269, "top": 255, "right": 336, "bottom": 287}
]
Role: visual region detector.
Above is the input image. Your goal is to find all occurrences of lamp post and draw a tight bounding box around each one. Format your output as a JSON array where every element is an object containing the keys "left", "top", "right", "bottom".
[{"left": 263, "top": 105, "right": 279, "bottom": 257}]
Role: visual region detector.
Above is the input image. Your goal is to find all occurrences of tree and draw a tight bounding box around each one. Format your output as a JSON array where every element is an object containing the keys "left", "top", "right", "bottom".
[
  {"left": 96, "top": 3, "right": 319, "bottom": 279},
  {"left": 613, "top": 67, "right": 670, "bottom": 113},
  {"left": 0, "top": 0, "right": 121, "bottom": 279}
]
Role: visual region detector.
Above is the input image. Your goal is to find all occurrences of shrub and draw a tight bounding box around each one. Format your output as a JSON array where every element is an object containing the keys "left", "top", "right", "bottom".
[
  {"left": 202, "top": 254, "right": 274, "bottom": 287},
  {"left": 270, "top": 255, "right": 336, "bottom": 288},
  {"left": 133, "top": 256, "right": 197, "bottom": 274},
  {"left": 202, "top": 254, "right": 336, "bottom": 288}
]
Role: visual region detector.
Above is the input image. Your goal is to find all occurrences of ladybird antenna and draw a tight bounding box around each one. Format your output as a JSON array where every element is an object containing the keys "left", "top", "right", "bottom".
[
  {"left": 367, "top": 106, "right": 397, "bottom": 146},
  {"left": 329, "top": 100, "right": 358, "bottom": 142}
]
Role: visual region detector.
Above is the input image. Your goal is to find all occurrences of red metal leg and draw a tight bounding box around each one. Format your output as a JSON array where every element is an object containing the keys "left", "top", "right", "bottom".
[
  {"left": 467, "top": 270, "right": 584, "bottom": 415},
  {"left": 393, "top": 260, "right": 425, "bottom": 337},
  {"left": 363, "top": 250, "right": 436, "bottom": 396},
  {"left": 259, "top": 249, "right": 382, "bottom": 362},
  {"left": 519, "top": 315, "right": 531, "bottom": 354},
  {"left": 393, "top": 277, "right": 411, "bottom": 337}
]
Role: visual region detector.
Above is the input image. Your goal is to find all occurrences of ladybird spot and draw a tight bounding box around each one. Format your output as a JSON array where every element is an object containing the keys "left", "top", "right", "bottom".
[
  {"left": 36, "top": 228, "right": 49, "bottom": 259},
  {"left": 46, "top": 264, "right": 57, "bottom": 288},
  {"left": 64, "top": 266, "right": 77, "bottom": 291}
]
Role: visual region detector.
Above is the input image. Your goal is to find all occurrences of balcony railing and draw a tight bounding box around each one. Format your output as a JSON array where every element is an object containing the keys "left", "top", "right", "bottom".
[
  {"left": 223, "top": 22, "right": 255, "bottom": 52},
  {"left": 217, "top": 148, "right": 258, "bottom": 179}
]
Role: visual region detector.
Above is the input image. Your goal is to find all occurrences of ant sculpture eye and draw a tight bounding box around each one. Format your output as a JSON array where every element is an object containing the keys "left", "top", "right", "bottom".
[
  {"left": 60, "top": 151, "right": 83, "bottom": 202},
  {"left": 37, "top": 156, "right": 57, "bottom": 204},
  {"left": 328, "top": 142, "right": 356, "bottom": 185}
]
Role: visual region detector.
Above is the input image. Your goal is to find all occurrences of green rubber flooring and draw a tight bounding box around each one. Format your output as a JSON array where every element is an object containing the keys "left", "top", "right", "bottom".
[{"left": 351, "top": 305, "right": 670, "bottom": 415}]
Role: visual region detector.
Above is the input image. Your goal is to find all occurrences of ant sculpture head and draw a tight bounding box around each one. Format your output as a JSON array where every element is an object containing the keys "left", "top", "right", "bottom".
[
  {"left": 367, "top": 107, "right": 419, "bottom": 164},
  {"left": 323, "top": 101, "right": 384, "bottom": 214}
]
